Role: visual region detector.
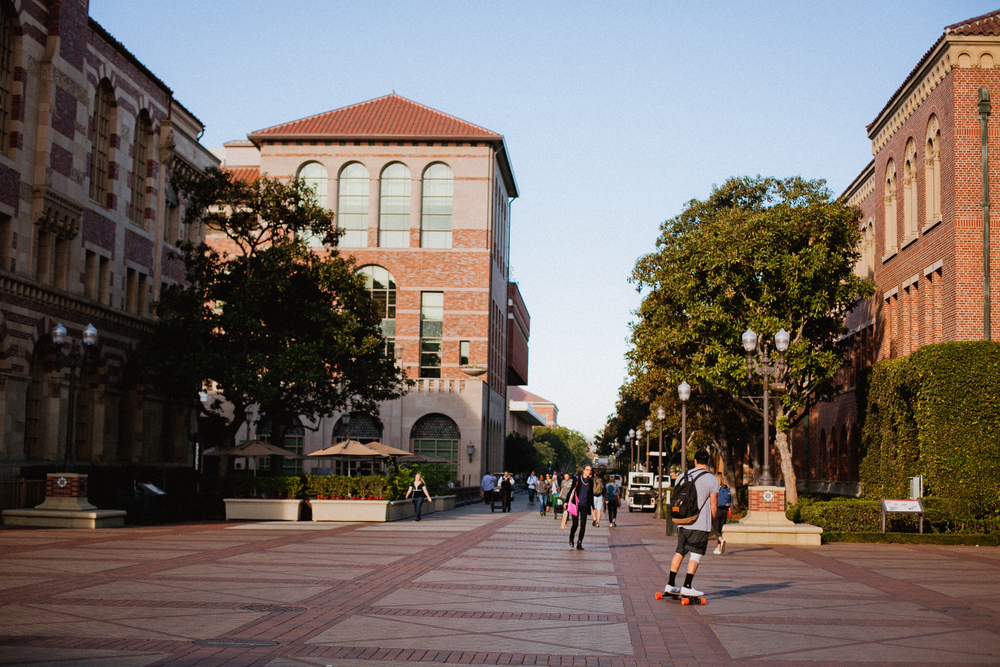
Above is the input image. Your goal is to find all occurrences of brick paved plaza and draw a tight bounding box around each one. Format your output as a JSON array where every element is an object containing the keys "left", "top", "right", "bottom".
[{"left": 0, "top": 500, "right": 998, "bottom": 667}]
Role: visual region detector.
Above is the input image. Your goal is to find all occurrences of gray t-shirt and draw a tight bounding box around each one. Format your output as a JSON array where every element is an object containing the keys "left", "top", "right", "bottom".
[{"left": 675, "top": 468, "right": 720, "bottom": 533}]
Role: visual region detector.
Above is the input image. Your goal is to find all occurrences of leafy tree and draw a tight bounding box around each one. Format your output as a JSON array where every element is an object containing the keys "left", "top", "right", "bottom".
[
  {"left": 136, "top": 167, "right": 408, "bottom": 450},
  {"left": 504, "top": 432, "right": 536, "bottom": 474},
  {"left": 628, "top": 176, "right": 874, "bottom": 504},
  {"left": 532, "top": 426, "right": 591, "bottom": 471}
]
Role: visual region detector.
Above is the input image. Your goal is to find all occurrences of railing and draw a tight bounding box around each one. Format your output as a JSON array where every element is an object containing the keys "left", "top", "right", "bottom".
[
  {"left": 453, "top": 486, "right": 482, "bottom": 506},
  {"left": 0, "top": 479, "right": 46, "bottom": 510},
  {"left": 411, "top": 378, "right": 466, "bottom": 394}
]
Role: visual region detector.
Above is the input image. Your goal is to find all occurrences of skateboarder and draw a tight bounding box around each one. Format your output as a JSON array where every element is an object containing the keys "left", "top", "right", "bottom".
[{"left": 664, "top": 448, "right": 719, "bottom": 599}]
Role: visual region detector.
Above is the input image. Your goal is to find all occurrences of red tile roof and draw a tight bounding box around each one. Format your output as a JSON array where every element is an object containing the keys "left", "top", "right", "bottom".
[
  {"left": 946, "top": 8, "right": 1000, "bottom": 35},
  {"left": 249, "top": 94, "right": 501, "bottom": 141},
  {"left": 223, "top": 166, "right": 259, "bottom": 183},
  {"left": 868, "top": 10, "right": 1000, "bottom": 133},
  {"left": 508, "top": 387, "right": 555, "bottom": 405}
]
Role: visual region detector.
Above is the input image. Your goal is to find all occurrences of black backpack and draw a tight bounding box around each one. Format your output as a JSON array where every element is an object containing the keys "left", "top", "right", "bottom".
[{"left": 670, "top": 469, "right": 708, "bottom": 525}]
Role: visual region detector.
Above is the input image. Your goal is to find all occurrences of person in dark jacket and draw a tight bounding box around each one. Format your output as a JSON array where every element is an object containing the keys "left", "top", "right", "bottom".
[
  {"left": 568, "top": 464, "right": 595, "bottom": 549},
  {"left": 498, "top": 472, "right": 514, "bottom": 512}
]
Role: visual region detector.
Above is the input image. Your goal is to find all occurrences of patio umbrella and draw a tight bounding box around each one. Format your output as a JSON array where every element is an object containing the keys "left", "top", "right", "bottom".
[
  {"left": 307, "top": 440, "right": 387, "bottom": 475},
  {"left": 218, "top": 439, "right": 301, "bottom": 476},
  {"left": 364, "top": 441, "right": 414, "bottom": 458}
]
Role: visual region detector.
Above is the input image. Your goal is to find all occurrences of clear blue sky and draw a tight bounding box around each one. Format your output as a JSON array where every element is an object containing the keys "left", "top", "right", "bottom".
[{"left": 92, "top": 0, "right": 997, "bottom": 439}]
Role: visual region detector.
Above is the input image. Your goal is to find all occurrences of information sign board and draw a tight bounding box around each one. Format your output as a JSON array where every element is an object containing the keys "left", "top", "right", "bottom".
[{"left": 881, "top": 499, "right": 925, "bottom": 533}]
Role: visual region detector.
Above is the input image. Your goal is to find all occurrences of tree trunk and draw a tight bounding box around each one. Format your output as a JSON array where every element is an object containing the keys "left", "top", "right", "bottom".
[{"left": 774, "top": 429, "right": 798, "bottom": 505}]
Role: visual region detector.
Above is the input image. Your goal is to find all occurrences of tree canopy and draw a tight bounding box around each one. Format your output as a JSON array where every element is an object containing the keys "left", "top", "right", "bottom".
[
  {"left": 136, "top": 167, "right": 408, "bottom": 448},
  {"left": 627, "top": 176, "right": 874, "bottom": 503}
]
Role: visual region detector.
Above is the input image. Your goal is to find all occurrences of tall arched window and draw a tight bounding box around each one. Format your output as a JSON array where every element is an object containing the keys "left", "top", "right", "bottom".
[
  {"left": 903, "top": 139, "right": 918, "bottom": 242},
  {"left": 0, "top": 2, "right": 16, "bottom": 155},
  {"left": 421, "top": 163, "right": 453, "bottom": 248},
  {"left": 357, "top": 265, "right": 396, "bottom": 357},
  {"left": 89, "top": 79, "right": 115, "bottom": 205},
  {"left": 298, "top": 161, "right": 328, "bottom": 206},
  {"left": 297, "top": 161, "right": 328, "bottom": 246},
  {"left": 866, "top": 220, "right": 875, "bottom": 279},
  {"left": 338, "top": 162, "right": 368, "bottom": 248},
  {"left": 379, "top": 162, "right": 410, "bottom": 247},
  {"left": 410, "top": 413, "right": 460, "bottom": 475},
  {"left": 884, "top": 160, "right": 897, "bottom": 255},
  {"left": 925, "top": 115, "right": 941, "bottom": 225},
  {"left": 129, "top": 111, "right": 151, "bottom": 228}
]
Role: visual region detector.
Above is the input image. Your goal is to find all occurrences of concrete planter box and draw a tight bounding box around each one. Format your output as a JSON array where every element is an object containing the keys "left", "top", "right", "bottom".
[
  {"left": 308, "top": 496, "right": 454, "bottom": 522},
  {"left": 433, "top": 495, "right": 456, "bottom": 512},
  {"left": 224, "top": 499, "right": 303, "bottom": 521}
]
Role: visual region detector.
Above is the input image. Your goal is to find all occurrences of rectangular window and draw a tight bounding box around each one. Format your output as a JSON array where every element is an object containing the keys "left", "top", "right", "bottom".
[
  {"left": 126, "top": 268, "right": 136, "bottom": 313},
  {"left": 420, "top": 292, "right": 443, "bottom": 378},
  {"left": 0, "top": 6, "right": 13, "bottom": 154},
  {"left": 129, "top": 114, "right": 150, "bottom": 227},
  {"left": 137, "top": 272, "right": 148, "bottom": 317},
  {"left": 0, "top": 214, "right": 10, "bottom": 270},
  {"left": 98, "top": 256, "right": 110, "bottom": 305},
  {"left": 413, "top": 439, "right": 458, "bottom": 476},
  {"left": 35, "top": 230, "right": 53, "bottom": 284},
  {"left": 459, "top": 340, "right": 470, "bottom": 366},
  {"left": 53, "top": 238, "right": 70, "bottom": 290},
  {"left": 84, "top": 251, "right": 97, "bottom": 299}
]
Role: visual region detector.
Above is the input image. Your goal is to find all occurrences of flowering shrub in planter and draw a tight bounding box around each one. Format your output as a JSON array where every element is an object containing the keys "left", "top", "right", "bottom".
[
  {"left": 207, "top": 475, "right": 304, "bottom": 500},
  {"left": 305, "top": 475, "right": 395, "bottom": 500}
]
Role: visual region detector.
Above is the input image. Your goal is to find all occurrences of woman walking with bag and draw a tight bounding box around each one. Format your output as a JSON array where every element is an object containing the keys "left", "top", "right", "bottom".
[
  {"left": 566, "top": 465, "right": 595, "bottom": 549},
  {"left": 405, "top": 473, "right": 433, "bottom": 521},
  {"left": 537, "top": 475, "right": 551, "bottom": 516}
]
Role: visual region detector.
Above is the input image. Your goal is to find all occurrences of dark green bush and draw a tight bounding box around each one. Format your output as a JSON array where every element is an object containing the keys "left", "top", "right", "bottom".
[
  {"left": 860, "top": 341, "right": 1000, "bottom": 520},
  {"left": 305, "top": 475, "right": 396, "bottom": 500},
  {"left": 787, "top": 496, "right": 1000, "bottom": 534},
  {"left": 205, "top": 475, "right": 304, "bottom": 499}
]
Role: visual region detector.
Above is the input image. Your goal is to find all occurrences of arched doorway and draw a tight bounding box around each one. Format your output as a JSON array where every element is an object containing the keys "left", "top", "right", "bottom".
[{"left": 410, "top": 413, "right": 460, "bottom": 476}]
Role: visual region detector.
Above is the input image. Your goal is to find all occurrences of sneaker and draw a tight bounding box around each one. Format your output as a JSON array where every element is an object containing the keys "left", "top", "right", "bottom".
[
  {"left": 719, "top": 538, "right": 726, "bottom": 554},
  {"left": 680, "top": 586, "right": 703, "bottom": 597},
  {"left": 576, "top": 544, "right": 584, "bottom": 550},
  {"left": 712, "top": 546, "right": 721, "bottom": 555},
  {"left": 664, "top": 584, "right": 680, "bottom": 595}
]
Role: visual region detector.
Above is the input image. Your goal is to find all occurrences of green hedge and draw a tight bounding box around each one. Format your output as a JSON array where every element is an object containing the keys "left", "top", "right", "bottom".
[
  {"left": 786, "top": 496, "right": 1000, "bottom": 534},
  {"left": 306, "top": 475, "right": 395, "bottom": 500},
  {"left": 822, "top": 533, "right": 1000, "bottom": 546},
  {"left": 204, "top": 475, "right": 304, "bottom": 500},
  {"left": 304, "top": 464, "right": 454, "bottom": 501},
  {"left": 859, "top": 341, "right": 1000, "bottom": 520}
]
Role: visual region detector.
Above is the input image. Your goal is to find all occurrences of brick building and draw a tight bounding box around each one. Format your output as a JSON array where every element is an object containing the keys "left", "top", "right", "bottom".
[
  {"left": 789, "top": 10, "right": 1000, "bottom": 495},
  {"left": 507, "top": 386, "right": 558, "bottom": 436},
  {"left": 214, "top": 94, "right": 527, "bottom": 485},
  {"left": 0, "top": 1, "right": 217, "bottom": 478}
]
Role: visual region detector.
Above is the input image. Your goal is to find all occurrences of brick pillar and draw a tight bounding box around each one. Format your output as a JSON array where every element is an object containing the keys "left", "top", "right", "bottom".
[
  {"left": 34, "top": 473, "right": 98, "bottom": 511},
  {"left": 748, "top": 486, "right": 786, "bottom": 513}
]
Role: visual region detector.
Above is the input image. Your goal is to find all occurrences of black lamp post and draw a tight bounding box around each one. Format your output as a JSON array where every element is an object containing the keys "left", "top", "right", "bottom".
[
  {"left": 627, "top": 429, "right": 634, "bottom": 472},
  {"left": 52, "top": 323, "right": 99, "bottom": 471},
  {"left": 742, "top": 328, "right": 790, "bottom": 486},
  {"left": 644, "top": 418, "right": 652, "bottom": 472}
]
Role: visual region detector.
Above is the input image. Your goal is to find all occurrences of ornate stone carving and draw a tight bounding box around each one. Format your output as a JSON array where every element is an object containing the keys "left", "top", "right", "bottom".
[
  {"left": 51, "top": 67, "right": 89, "bottom": 105},
  {"left": 32, "top": 186, "right": 84, "bottom": 240}
]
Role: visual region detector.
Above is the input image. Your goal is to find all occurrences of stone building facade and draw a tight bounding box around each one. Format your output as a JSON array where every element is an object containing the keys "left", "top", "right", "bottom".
[
  {"left": 0, "top": 0, "right": 218, "bottom": 478},
  {"left": 789, "top": 10, "right": 1000, "bottom": 495},
  {"left": 215, "top": 94, "right": 527, "bottom": 486}
]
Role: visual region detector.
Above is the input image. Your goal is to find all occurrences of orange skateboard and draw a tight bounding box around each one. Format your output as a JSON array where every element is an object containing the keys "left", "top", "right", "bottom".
[{"left": 655, "top": 591, "right": 706, "bottom": 606}]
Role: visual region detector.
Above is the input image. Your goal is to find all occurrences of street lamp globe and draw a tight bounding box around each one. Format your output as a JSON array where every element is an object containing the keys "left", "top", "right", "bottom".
[
  {"left": 629, "top": 429, "right": 635, "bottom": 440},
  {"left": 742, "top": 328, "right": 758, "bottom": 352},
  {"left": 774, "top": 328, "right": 790, "bottom": 353},
  {"left": 677, "top": 381, "right": 691, "bottom": 402},
  {"left": 636, "top": 428, "right": 643, "bottom": 440},
  {"left": 645, "top": 418, "right": 652, "bottom": 432},
  {"left": 52, "top": 323, "right": 67, "bottom": 345},
  {"left": 656, "top": 405, "right": 666, "bottom": 421},
  {"left": 83, "top": 324, "right": 98, "bottom": 346}
]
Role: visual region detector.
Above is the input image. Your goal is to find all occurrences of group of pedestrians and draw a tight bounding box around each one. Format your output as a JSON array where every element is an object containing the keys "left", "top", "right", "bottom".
[{"left": 479, "top": 471, "right": 515, "bottom": 512}]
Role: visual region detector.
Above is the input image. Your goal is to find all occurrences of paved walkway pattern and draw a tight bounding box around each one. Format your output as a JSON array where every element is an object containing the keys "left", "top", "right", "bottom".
[{"left": 0, "top": 500, "right": 999, "bottom": 666}]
